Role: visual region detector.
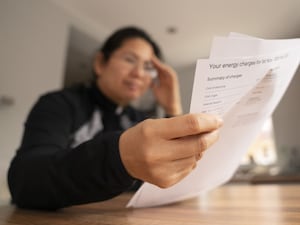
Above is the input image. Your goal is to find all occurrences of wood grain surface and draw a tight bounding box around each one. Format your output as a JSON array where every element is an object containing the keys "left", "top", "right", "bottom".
[{"left": 0, "top": 184, "right": 299, "bottom": 225}]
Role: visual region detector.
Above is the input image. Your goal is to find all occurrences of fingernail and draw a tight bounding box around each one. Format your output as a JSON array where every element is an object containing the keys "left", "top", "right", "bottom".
[
  {"left": 216, "top": 116, "right": 223, "bottom": 127},
  {"left": 203, "top": 129, "right": 220, "bottom": 149},
  {"left": 195, "top": 152, "right": 202, "bottom": 161}
]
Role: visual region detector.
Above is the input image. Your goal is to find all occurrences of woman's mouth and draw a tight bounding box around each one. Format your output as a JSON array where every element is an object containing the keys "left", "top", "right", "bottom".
[{"left": 124, "top": 80, "right": 140, "bottom": 91}]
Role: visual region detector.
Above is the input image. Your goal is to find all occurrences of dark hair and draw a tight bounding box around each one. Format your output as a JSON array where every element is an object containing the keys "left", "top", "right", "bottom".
[{"left": 99, "top": 26, "right": 163, "bottom": 61}]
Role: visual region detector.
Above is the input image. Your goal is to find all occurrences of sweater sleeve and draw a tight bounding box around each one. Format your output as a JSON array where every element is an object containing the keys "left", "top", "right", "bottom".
[{"left": 7, "top": 93, "right": 135, "bottom": 210}]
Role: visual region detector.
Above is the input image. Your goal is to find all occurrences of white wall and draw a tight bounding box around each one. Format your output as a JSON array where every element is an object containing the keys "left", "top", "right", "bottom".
[
  {"left": 0, "top": 0, "right": 110, "bottom": 205},
  {"left": 176, "top": 64, "right": 197, "bottom": 113},
  {"left": 0, "top": 0, "right": 70, "bottom": 204}
]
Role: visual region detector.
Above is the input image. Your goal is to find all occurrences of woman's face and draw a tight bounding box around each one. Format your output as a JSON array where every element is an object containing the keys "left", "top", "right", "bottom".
[{"left": 94, "top": 38, "right": 155, "bottom": 106}]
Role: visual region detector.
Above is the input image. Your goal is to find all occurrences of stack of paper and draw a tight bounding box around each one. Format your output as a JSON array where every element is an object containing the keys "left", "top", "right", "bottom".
[{"left": 127, "top": 33, "right": 300, "bottom": 208}]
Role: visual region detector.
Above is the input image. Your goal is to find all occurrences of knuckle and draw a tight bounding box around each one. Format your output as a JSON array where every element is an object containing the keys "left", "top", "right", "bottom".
[
  {"left": 199, "top": 136, "right": 208, "bottom": 151},
  {"left": 140, "top": 119, "right": 155, "bottom": 138},
  {"left": 186, "top": 115, "right": 201, "bottom": 133},
  {"left": 195, "top": 152, "right": 202, "bottom": 161},
  {"left": 156, "top": 179, "right": 173, "bottom": 189},
  {"left": 156, "top": 174, "right": 177, "bottom": 189},
  {"left": 157, "top": 183, "right": 170, "bottom": 189},
  {"left": 203, "top": 130, "right": 220, "bottom": 149},
  {"left": 148, "top": 171, "right": 171, "bottom": 188}
]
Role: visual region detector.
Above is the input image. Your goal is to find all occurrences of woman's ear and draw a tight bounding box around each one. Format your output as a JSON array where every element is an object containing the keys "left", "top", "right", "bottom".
[{"left": 93, "top": 52, "right": 105, "bottom": 78}]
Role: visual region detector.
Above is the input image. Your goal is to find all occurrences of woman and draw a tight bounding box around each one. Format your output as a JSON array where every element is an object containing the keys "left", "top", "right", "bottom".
[{"left": 8, "top": 26, "right": 222, "bottom": 210}]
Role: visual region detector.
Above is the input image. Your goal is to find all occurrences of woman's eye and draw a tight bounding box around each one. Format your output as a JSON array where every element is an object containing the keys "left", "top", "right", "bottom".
[
  {"left": 124, "top": 56, "right": 136, "bottom": 64},
  {"left": 144, "top": 66, "right": 155, "bottom": 72},
  {"left": 144, "top": 63, "right": 155, "bottom": 72}
]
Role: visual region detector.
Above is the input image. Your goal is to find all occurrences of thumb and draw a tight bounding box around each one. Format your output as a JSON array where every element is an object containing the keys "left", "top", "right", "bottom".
[{"left": 151, "top": 113, "right": 223, "bottom": 140}]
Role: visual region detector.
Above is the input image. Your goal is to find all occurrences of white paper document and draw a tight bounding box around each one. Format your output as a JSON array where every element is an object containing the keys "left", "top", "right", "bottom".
[{"left": 127, "top": 34, "right": 300, "bottom": 208}]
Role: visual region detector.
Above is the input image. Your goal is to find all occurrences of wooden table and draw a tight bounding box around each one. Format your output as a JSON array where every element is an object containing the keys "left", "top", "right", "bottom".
[{"left": 0, "top": 184, "right": 299, "bottom": 225}]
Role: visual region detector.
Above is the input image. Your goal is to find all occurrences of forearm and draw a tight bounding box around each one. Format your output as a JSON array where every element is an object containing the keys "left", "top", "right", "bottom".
[
  {"left": 151, "top": 55, "right": 183, "bottom": 116},
  {"left": 8, "top": 132, "right": 135, "bottom": 210}
]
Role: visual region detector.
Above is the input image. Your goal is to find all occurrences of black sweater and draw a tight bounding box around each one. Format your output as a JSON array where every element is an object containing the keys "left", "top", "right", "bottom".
[{"left": 7, "top": 83, "right": 147, "bottom": 210}]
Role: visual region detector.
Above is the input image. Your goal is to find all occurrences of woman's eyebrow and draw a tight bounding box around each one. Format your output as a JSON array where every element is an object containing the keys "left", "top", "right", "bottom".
[
  {"left": 122, "top": 51, "right": 138, "bottom": 58},
  {"left": 123, "top": 51, "right": 153, "bottom": 64}
]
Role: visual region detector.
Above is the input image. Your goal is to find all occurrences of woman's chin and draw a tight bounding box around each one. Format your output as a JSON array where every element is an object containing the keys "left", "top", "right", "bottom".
[
  {"left": 127, "top": 90, "right": 143, "bottom": 99},
  {"left": 120, "top": 93, "right": 141, "bottom": 104}
]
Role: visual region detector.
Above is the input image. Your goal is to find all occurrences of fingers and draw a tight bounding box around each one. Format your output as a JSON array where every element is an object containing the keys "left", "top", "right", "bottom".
[
  {"left": 151, "top": 113, "right": 223, "bottom": 140},
  {"left": 148, "top": 156, "right": 197, "bottom": 188},
  {"left": 151, "top": 55, "right": 177, "bottom": 79},
  {"left": 158, "top": 129, "right": 220, "bottom": 161},
  {"left": 119, "top": 113, "right": 223, "bottom": 189},
  {"left": 195, "top": 152, "right": 203, "bottom": 161},
  {"left": 151, "top": 55, "right": 168, "bottom": 72}
]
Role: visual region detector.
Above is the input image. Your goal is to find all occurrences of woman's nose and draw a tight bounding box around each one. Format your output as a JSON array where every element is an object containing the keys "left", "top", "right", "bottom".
[{"left": 131, "top": 64, "right": 146, "bottom": 78}]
